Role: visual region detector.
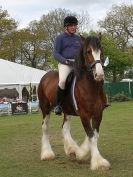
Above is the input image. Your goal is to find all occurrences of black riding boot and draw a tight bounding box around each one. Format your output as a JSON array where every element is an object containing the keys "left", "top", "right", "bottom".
[{"left": 54, "top": 86, "right": 65, "bottom": 115}]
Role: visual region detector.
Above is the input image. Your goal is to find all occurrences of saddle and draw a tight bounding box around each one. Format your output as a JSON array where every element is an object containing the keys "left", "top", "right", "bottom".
[{"left": 65, "top": 71, "right": 74, "bottom": 89}]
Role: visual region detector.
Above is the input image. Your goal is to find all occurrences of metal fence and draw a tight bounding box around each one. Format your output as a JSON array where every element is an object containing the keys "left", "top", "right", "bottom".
[{"left": 104, "top": 81, "right": 133, "bottom": 99}]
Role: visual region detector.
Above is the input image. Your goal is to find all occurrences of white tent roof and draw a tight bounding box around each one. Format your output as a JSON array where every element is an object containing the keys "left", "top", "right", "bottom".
[{"left": 0, "top": 59, "right": 46, "bottom": 85}]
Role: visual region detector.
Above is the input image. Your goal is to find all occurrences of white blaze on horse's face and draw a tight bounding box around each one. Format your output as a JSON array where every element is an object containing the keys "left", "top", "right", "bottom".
[{"left": 92, "top": 49, "right": 104, "bottom": 81}]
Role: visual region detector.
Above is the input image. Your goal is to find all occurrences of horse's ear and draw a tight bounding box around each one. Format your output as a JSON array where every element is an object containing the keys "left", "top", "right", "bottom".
[
  {"left": 79, "top": 34, "right": 86, "bottom": 44},
  {"left": 98, "top": 32, "right": 102, "bottom": 41}
]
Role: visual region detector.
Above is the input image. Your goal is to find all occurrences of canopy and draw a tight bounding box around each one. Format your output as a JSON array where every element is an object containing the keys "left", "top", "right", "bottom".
[
  {"left": 0, "top": 59, "right": 46, "bottom": 85},
  {"left": 0, "top": 59, "right": 47, "bottom": 100}
]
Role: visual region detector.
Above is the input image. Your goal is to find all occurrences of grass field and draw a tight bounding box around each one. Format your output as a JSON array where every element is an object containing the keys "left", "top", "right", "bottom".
[{"left": 0, "top": 101, "right": 133, "bottom": 177}]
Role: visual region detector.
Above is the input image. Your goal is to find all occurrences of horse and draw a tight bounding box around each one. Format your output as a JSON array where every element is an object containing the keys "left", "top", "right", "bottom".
[{"left": 37, "top": 35, "right": 111, "bottom": 170}]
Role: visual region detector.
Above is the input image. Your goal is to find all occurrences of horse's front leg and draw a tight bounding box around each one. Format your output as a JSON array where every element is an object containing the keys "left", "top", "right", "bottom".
[
  {"left": 89, "top": 112, "right": 111, "bottom": 170},
  {"left": 89, "top": 129, "right": 110, "bottom": 170},
  {"left": 41, "top": 114, "right": 55, "bottom": 160},
  {"left": 62, "top": 114, "right": 79, "bottom": 158},
  {"left": 79, "top": 113, "right": 110, "bottom": 170}
]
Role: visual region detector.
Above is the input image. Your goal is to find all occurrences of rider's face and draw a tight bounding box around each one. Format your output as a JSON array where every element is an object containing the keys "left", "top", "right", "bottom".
[{"left": 65, "top": 24, "right": 77, "bottom": 34}]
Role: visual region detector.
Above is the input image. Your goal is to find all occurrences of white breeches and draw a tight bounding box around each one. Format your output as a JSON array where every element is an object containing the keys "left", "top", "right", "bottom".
[{"left": 58, "top": 63, "right": 73, "bottom": 90}]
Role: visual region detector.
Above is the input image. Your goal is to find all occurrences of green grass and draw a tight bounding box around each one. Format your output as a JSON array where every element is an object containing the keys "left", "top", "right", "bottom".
[{"left": 0, "top": 102, "right": 133, "bottom": 177}]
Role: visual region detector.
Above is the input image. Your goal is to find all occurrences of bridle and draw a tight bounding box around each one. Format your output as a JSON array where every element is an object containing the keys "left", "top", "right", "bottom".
[
  {"left": 82, "top": 44, "right": 104, "bottom": 73},
  {"left": 86, "top": 59, "right": 104, "bottom": 73},
  {"left": 90, "top": 60, "right": 103, "bottom": 69}
]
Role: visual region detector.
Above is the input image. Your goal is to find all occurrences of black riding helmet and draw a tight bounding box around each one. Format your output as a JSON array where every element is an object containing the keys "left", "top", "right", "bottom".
[{"left": 64, "top": 16, "right": 78, "bottom": 27}]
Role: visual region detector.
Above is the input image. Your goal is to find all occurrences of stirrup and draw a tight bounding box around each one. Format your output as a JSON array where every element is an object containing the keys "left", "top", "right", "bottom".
[{"left": 54, "top": 105, "right": 62, "bottom": 115}]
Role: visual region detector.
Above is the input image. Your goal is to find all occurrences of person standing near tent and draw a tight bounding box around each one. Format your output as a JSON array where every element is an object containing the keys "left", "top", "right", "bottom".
[{"left": 53, "top": 16, "right": 82, "bottom": 115}]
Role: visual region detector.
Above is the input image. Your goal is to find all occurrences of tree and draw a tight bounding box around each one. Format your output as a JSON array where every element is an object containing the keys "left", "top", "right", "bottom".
[
  {"left": 0, "top": 7, "right": 18, "bottom": 60},
  {"left": 39, "top": 8, "right": 73, "bottom": 51},
  {"left": 14, "top": 21, "right": 48, "bottom": 69},
  {"left": 0, "top": 7, "right": 91, "bottom": 69},
  {"left": 77, "top": 10, "right": 90, "bottom": 33},
  {"left": 101, "top": 34, "right": 133, "bottom": 82},
  {"left": 98, "top": 4, "right": 133, "bottom": 51},
  {"left": 0, "top": 32, "right": 19, "bottom": 61}
]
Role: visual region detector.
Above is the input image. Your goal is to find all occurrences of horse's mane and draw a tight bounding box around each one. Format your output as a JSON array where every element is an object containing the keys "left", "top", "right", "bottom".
[
  {"left": 74, "top": 36, "right": 102, "bottom": 79},
  {"left": 74, "top": 46, "right": 85, "bottom": 79},
  {"left": 85, "top": 36, "right": 101, "bottom": 51}
]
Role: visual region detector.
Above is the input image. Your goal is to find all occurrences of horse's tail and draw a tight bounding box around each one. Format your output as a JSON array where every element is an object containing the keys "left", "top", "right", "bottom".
[
  {"left": 37, "top": 79, "right": 43, "bottom": 108},
  {"left": 38, "top": 77, "right": 50, "bottom": 117}
]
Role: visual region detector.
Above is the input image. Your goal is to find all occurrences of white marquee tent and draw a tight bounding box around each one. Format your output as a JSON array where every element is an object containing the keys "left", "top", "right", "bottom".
[{"left": 0, "top": 59, "right": 46, "bottom": 99}]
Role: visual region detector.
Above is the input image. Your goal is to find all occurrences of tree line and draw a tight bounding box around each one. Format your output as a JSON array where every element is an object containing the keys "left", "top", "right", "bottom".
[{"left": 0, "top": 4, "right": 133, "bottom": 82}]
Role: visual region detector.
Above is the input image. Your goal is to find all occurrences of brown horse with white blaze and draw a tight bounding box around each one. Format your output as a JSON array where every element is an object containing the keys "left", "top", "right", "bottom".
[{"left": 37, "top": 35, "right": 111, "bottom": 170}]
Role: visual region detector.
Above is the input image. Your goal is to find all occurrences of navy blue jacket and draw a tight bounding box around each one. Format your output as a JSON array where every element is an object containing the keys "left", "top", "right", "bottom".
[{"left": 53, "top": 32, "right": 82, "bottom": 64}]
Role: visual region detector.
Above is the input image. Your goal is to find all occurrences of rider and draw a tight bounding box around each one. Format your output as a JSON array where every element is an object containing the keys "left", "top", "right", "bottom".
[{"left": 53, "top": 16, "right": 82, "bottom": 115}]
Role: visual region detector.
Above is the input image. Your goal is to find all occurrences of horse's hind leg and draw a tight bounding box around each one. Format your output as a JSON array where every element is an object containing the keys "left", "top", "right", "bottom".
[
  {"left": 62, "top": 114, "right": 79, "bottom": 158},
  {"left": 76, "top": 135, "right": 90, "bottom": 162},
  {"left": 40, "top": 98, "right": 55, "bottom": 160},
  {"left": 41, "top": 114, "right": 55, "bottom": 160}
]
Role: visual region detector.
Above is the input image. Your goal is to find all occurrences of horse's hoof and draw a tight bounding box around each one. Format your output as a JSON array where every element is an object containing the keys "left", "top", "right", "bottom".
[
  {"left": 91, "top": 164, "right": 111, "bottom": 171},
  {"left": 41, "top": 152, "right": 55, "bottom": 160},
  {"left": 91, "top": 159, "right": 111, "bottom": 171},
  {"left": 69, "top": 152, "right": 76, "bottom": 159}
]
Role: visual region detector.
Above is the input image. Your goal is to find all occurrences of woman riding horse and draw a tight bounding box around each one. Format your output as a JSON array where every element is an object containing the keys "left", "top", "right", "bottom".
[{"left": 53, "top": 16, "right": 82, "bottom": 115}]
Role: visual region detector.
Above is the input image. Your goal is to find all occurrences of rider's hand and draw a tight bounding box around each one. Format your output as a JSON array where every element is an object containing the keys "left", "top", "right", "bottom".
[
  {"left": 65, "top": 59, "right": 74, "bottom": 66},
  {"left": 65, "top": 60, "right": 71, "bottom": 65}
]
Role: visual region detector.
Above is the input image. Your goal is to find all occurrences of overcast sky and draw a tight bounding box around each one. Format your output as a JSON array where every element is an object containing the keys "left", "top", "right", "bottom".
[{"left": 0, "top": 0, "right": 133, "bottom": 29}]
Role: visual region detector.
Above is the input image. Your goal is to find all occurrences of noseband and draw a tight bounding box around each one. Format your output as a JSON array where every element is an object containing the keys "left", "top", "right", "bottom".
[
  {"left": 90, "top": 60, "right": 102, "bottom": 68},
  {"left": 87, "top": 60, "right": 103, "bottom": 72}
]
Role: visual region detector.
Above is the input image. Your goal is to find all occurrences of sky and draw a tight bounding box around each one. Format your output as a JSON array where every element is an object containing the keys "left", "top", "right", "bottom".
[{"left": 0, "top": 0, "right": 133, "bottom": 29}]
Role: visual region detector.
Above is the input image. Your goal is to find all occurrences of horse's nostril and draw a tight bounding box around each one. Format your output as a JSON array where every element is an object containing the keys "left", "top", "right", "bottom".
[{"left": 95, "top": 74, "right": 97, "bottom": 78}]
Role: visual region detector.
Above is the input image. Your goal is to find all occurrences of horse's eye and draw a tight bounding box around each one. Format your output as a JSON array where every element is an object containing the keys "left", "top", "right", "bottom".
[{"left": 87, "top": 50, "right": 91, "bottom": 54}]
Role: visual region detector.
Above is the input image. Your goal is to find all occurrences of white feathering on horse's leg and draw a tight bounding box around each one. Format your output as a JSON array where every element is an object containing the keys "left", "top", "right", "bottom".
[
  {"left": 90, "top": 131, "right": 110, "bottom": 170},
  {"left": 62, "top": 116, "right": 79, "bottom": 157},
  {"left": 76, "top": 136, "right": 90, "bottom": 161},
  {"left": 90, "top": 154, "right": 111, "bottom": 170},
  {"left": 41, "top": 115, "right": 55, "bottom": 160}
]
